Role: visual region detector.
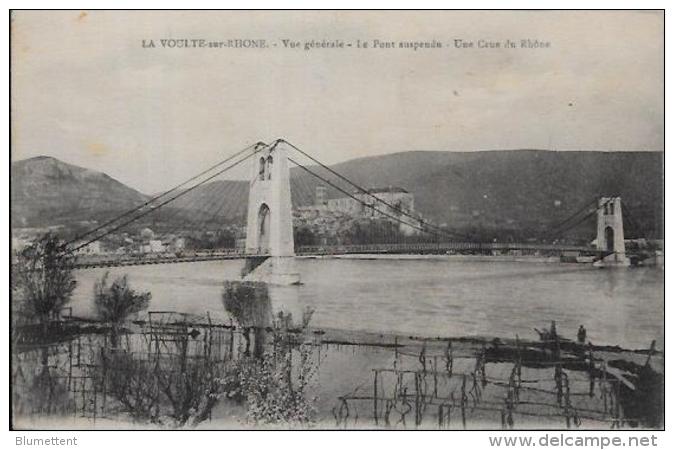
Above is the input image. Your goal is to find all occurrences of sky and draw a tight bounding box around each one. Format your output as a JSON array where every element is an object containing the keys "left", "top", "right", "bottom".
[{"left": 11, "top": 10, "right": 664, "bottom": 194}]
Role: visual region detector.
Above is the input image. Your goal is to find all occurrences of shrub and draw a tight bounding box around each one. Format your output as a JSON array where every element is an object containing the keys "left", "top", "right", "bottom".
[
  {"left": 223, "top": 294, "right": 319, "bottom": 427},
  {"left": 221, "top": 281, "right": 271, "bottom": 328},
  {"left": 12, "top": 233, "right": 77, "bottom": 329},
  {"left": 94, "top": 273, "right": 151, "bottom": 347},
  {"left": 222, "top": 281, "right": 271, "bottom": 357},
  {"left": 237, "top": 339, "right": 318, "bottom": 426}
]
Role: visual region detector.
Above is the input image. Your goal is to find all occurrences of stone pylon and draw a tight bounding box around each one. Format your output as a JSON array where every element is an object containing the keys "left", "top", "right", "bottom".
[
  {"left": 243, "top": 140, "right": 300, "bottom": 285},
  {"left": 595, "top": 197, "right": 628, "bottom": 266}
]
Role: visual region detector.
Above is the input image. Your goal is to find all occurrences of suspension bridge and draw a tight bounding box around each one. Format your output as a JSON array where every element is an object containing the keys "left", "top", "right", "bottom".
[{"left": 60, "top": 139, "right": 647, "bottom": 280}]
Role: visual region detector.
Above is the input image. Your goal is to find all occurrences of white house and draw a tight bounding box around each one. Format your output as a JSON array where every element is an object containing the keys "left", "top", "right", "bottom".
[{"left": 140, "top": 239, "right": 164, "bottom": 253}]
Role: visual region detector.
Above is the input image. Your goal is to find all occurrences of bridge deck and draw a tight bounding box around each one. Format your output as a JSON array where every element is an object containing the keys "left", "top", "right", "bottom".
[{"left": 72, "top": 242, "right": 601, "bottom": 269}]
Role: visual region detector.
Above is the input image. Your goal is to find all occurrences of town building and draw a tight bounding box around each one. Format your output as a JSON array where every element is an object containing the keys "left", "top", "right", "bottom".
[
  {"left": 294, "top": 185, "right": 423, "bottom": 236},
  {"left": 140, "top": 239, "right": 164, "bottom": 254}
]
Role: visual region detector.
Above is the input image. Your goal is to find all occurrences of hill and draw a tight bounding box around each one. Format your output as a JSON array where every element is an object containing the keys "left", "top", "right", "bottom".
[
  {"left": 11, "top": 150, "right": 663, "bottom": 241},
  {"left": 288, "top": 150, "right": 663, "bottom": 239},
  {"left": 11, "top": 156, "right": 149, "bottom": 229}
]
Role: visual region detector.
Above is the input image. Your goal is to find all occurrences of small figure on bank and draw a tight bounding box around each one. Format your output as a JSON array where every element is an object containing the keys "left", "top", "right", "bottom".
[
  {"left": 549, "top": 320, "right": 557, "bottom": 340},
  {"left": 577, "top": 325, "right": 587, "bottom": 343}
]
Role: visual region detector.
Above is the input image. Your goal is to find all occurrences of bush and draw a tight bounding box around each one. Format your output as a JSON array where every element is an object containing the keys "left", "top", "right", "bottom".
[
  {"left": 222, "top": 281, "right": 272, "bottom": 357},
  {"left": 12, "top": 233, "right": 77, "bottom": 328},
  {"left": 237, "top": 338, "right": 317, "bottom": 426},
  {"left": 94, "top": 273, "right": 151, "bottom": 347},
  {"left": 221, "top": 281, "right": 271, "bottom": 328},
  {"left": 225, "top": 289, "right": 318, "bottom": 426}
]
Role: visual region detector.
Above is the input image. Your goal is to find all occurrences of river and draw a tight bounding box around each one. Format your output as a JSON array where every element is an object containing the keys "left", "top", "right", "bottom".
[{"left": 69, "top": 257, "right": 664, "bottom": 350}]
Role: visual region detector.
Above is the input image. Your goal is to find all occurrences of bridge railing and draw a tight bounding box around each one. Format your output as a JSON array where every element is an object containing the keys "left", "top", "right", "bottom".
[
  {"left": 296, "top": 242, "right": 594, "bottom": 255},
  {"left": 73, "top": 247, "right": 251, "bottom": 268},
  {"left": 72, "top": 241, "right": 598, "bottom": 268}
]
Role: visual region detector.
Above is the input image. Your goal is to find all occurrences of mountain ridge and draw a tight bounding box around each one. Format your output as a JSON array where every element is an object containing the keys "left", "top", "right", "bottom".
[
  {"left": 11, "top": 150, "right": 663, "bottom": 240},
  {"left": 11, "top": 155, "right": 149, "bottom": 228}
]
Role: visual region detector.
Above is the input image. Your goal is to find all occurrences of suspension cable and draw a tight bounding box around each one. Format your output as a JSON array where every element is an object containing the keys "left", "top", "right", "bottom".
[
  {"left": 544, "top": 197, "right": 614, "bottom": 241},
  {"left": 63, "top": 149, "right": 261, "bottom": 256},
  {"left": 288, "top": 156, "right": 446, "bottom": 239},
  {"left": 283, "top": 140, "right": 469, "bottom": 240},
  {"left": 544, "top": 197, "right": 599, "bottom": 236},
  {"left": 63, "top": 141, "right": 265, "bottom": 248},
  {"left": 621, "top": 202, "right": 648, "bottom": 239},
  {"left": 157, "top": 179, "right": 238, "bottom": 240}
]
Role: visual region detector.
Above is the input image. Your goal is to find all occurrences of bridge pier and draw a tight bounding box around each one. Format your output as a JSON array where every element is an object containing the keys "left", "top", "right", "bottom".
[
  {"left": 242, "top": 256, "right": 300, "bottom": 285},
  {"left": 243, "top": 140, "right": 300, "bottom": 285},
  {"left": 594, "top": 197, "right": 629, "bottom": 267}
]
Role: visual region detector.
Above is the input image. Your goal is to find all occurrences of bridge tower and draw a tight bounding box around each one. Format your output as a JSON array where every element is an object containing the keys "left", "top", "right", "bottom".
[
  {"left": 595, "top": 197, "right": 628, "bottom": 265},
  {"left": 243, "top": 140, "right": 300, "bottom": 284}
]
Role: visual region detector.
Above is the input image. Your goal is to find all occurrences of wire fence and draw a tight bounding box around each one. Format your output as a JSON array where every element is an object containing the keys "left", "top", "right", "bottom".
[
  {"left": 11, "top": 316, "right": 661, "bottom": 429},
  {"left": 333, "top": 339, "right": 629, "bottom": 429}
]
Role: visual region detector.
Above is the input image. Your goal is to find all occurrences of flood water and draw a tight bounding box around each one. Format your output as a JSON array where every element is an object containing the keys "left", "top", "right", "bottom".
[{"left": 69, "top": 257, "right": 664, "bottom": 350}]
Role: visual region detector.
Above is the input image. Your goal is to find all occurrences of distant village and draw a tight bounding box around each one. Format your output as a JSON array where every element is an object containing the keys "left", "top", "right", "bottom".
[{"left": 294, "top": 185, "right": 425, "bottom": 240}]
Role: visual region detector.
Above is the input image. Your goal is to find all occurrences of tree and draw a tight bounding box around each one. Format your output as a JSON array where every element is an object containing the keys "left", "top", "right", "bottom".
[
  {"left": 222, "top": 281, "right": 271, "bottom": 357},
  {"left": 94, "top": 273, "right": 151, "bottom": 347},
  {"left": 12, "top": 233, "right": 77, "bottom": 331}
]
